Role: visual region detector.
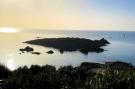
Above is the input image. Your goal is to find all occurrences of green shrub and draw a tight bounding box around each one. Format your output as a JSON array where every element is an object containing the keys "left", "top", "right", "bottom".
[
  {"left": 0, "top": 63, "right": 135, "bottom": 89},
  {"left": 86, "top": 69, "right": 135, "bottom": 89},
  {"left": 0, "top": 63, "right": 11, "bottom": 79}
]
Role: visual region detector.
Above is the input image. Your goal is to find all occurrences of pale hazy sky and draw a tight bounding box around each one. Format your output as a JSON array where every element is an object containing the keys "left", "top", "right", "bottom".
[{"left": 0, "top": 0, "right": 135, "bottom": 30}]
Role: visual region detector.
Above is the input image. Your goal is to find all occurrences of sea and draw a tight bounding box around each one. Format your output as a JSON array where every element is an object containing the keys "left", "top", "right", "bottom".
[{"left": 0, "top": 30, "right": 135, "bottom": 70}]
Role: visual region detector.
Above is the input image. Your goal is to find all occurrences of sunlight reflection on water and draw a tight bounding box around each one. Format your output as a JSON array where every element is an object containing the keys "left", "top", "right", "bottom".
[
  {"left": 7, "top": 58, "right": 16, "bottom": 71},
  {"left": 0, "top": 30, "right": 135, "bottom": 70}
]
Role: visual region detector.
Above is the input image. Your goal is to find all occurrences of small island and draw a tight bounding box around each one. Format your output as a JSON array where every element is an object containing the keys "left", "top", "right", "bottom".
[
  {"left": 46, "top": 50, "right": 54, "bottom": 54},
  {"left": 19, "top": 46, "right": 41, "bottom": 55},
  {"left": 24, "top": 37, "right": 110, "bottom": 54}
]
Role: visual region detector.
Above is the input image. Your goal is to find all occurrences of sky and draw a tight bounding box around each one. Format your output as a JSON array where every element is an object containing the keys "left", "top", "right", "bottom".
[{"left": 0, "top": 0, "right": 135, "bottom": 31}]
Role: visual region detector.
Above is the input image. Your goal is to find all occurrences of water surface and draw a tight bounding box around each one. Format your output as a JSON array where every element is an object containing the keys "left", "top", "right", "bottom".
[{"left": 0, "top": 30, "right": 135, "bottom": 70}]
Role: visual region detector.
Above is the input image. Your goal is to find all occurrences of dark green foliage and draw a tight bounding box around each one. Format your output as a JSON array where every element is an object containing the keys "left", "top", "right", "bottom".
[
  {"left": 58, "top": 66, "right": 75, "bottom": 89},
  {"left": 0, "top": 63, "right": 11, "bottom": 79},
  {"left": 80, "top": 62, "right": 103, "bottom": 68},
  {"left": 85, "top": 69, "right": 135, "bottom": 89},
  {"left": 4, "top": 65, "right": 59, "bottom": 89},
  {"left": 30, "top": 65, "right": 42, "bottom": 75},
  {"left": 0, "top": 62, "right": 135, "bottom": 89}
]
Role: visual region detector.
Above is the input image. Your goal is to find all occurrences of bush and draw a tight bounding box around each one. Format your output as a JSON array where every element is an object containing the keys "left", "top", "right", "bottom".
[
  {"left": 86, "top": 69, "right": 135, "bottom": 89},
  {"left": 0, "top": 63, "right": 11, "bottom": 79},
  {"left": 0, "top": 63, "right": 135, "bottom": 89}
]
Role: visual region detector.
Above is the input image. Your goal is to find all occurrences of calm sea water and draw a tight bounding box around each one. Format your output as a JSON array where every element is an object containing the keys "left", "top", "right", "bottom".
[{"left": 0, "top": 30, "right": 135, "bottom": 70}]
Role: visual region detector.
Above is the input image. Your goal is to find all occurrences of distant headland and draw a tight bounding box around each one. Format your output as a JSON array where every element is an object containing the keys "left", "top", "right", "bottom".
[{"left": 23, "top": 37, "right": 110, "bottom": 54}]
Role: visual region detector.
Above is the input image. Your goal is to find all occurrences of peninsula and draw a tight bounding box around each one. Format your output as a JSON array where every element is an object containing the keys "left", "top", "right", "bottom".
[{"left": 24, "top": 37, "right": 110, "bottom": 54}]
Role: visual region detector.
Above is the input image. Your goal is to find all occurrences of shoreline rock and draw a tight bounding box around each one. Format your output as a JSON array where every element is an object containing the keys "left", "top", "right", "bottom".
[
  {"left": 31, "top": 52, "right": 41, "bottom": 55},
  {"left": 19, "top": 46, "right": 34, "bottom": 52},
  {"left": 46, "top": 50, "right": 54, "bottom": 54}
]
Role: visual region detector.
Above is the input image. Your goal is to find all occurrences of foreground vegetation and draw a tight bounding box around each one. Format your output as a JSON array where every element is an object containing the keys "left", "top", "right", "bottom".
[{"left": 0, "top": 62, "right": 135, "bottom": 89}]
